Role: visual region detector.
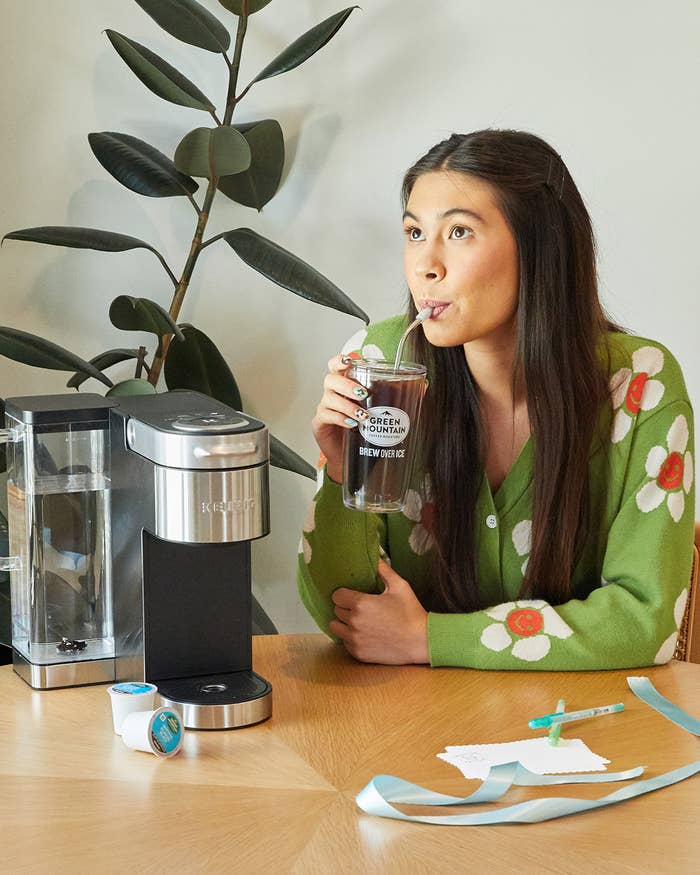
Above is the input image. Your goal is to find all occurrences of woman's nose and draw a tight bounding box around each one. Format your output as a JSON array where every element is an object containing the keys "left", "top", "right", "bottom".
[{"left": 415, "top": 245, "right": 446, "bottom": 281}]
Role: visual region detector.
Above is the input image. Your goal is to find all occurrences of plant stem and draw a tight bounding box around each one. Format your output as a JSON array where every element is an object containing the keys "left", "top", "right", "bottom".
[
  {"left": 148, "top": 14, "right": 249, "bottom": 387},
  {"left": 134, "top": 345, "right": 147, "bottom": 379}
]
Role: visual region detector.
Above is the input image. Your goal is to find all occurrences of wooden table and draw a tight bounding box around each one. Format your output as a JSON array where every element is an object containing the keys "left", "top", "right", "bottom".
[{"left": 2, "top": 634, "right": 700, "bottom": 874}]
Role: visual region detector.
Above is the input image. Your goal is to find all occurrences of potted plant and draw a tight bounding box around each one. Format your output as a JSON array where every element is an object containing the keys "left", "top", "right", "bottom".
[{"left": 0, "top": 0, "right": 367, "bottom": 647}]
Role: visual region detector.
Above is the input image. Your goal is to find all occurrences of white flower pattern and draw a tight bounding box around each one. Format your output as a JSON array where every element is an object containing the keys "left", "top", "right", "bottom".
[
  {"left": 512, "top": 519, "right": 532, "bottom": 575},
  {"left": 340, "top": 329, "right": 386, "bottom": 363},
  {"left": 403, "top": 478, "right": 435, "bottom": 555},
  {"left": 480, "top": 600, "right": 573, "bottom": 662},
  {"left": 299, "top": 499, "right": 316, "bottom": 564},
  {"left": 636, "top": 414, "right": 693, "bottom": 522},
  {"left": 653, "top": 589, "right": 689, "bottom": 664},
  {"left": 609, "top": 346, "right": 666, "bottom": 443}
]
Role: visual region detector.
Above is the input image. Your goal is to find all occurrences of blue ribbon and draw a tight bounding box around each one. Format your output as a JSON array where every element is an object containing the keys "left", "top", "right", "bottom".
[
  {"left": 627, "top": 676, "right": 700, "bottom": 735},
  {"left": 356, "top": 762, "right": 700, "bottom": 826},
  {"left": 356, "top": 678, "right": 700, "bottom": 825}
]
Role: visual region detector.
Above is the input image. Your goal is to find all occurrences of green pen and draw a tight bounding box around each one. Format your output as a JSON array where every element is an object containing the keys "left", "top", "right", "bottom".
[{"left": 548, "top": 699, "right": 566, "bottom": 747}]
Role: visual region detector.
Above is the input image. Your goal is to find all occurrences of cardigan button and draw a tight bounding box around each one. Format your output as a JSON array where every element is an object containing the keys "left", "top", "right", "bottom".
[{"left": 485, "top": 514, "right": 498, "bottom": 529}]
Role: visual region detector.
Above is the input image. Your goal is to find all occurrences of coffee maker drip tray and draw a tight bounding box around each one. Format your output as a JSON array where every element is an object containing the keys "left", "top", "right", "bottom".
[{"left": 157, "top": 670, "right": 272, "bottom": 730}]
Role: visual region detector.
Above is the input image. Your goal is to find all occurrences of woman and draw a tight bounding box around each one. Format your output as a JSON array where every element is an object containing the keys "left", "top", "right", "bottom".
[{"left": 297, "top": 129, "right": 695, "bottom": 669}]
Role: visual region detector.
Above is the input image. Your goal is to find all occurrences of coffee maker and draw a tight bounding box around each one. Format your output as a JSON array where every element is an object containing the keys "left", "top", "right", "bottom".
[
  {"left": 110, "top": 391, "right": 272, "bottom": 729},
  {"left": 3, "top": 390, "right": 273, "bottom": 730}
]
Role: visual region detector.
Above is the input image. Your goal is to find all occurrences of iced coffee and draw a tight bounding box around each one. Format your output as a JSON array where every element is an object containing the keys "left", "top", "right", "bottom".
[{"left": 342, "top": 360, "right": 427, "bottom": 512}]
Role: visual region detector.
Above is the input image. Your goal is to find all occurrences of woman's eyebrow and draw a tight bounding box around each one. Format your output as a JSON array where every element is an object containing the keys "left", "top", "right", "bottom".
[{"left": 402, "top": 207, "right": 486, "bottom": 224}]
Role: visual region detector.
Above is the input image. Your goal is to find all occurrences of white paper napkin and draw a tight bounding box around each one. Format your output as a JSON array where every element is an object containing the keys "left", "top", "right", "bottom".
[{"left": 437, "top": 737, "right": 610, "bottom": 781}]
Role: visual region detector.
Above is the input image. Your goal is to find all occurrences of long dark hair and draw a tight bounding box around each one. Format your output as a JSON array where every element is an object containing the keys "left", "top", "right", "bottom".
[{"left": 404, "top": 129, "right": 622, "bottom": 612}]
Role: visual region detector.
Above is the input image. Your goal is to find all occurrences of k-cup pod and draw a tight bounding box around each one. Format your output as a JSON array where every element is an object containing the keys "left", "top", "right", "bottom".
[
  {"left": 108, "top": 682, "right": 158, "bottom": 735},
  {"left": 121, "top": 707, "right": 184, "bottom": 758},
  {"left": 342, "top": 359, "right": 427, "bottom": 512}
]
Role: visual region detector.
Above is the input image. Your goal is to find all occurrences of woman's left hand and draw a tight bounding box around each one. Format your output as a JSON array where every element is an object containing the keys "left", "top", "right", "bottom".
[{"left": 329, "top": 559, "right": 430, "bottom": 664}]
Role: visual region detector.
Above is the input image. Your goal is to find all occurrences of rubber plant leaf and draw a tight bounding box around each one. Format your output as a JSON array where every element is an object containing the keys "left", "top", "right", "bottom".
[
  {"left": 67, "top": 349, "right": 142, "bottom": 389},
  {"left": 269, "top": 433, "right": 315, "bottom": 480},
  {"left": 106, "top": 379, "right": 157, "bottom": 397},
  {"left": 0, "top": 327, "right": 113, "bottom": 387},
  {"left": 109, "top": 296, "right": 185, "bottom": 341},
  {"left": 3, "top": 226, "right": 166, "bottom": 259},
  {"left": 224, "top": 228, "right": 369, "bottom": 322},
  {"left": 134, "top": 0, "right": 231, "bottom": 53},
  {"left": 174, "top": 126, "right": 251, "bottom": 178},
  {"left": 252, "top": 7, "right": 358, "bottom": 84},
  {"left": 217, "top": 119, "right": 284, "bottom": 210},
  {"left": 164, "top": 323, "right": 243, "bottom": 411},
  {"left": 105, "top": 30, "right": 215, "bottom": 111},
  {"left": 89, "top": 132, "right": 198, "bottom": 198},
  {"left": 217, "top": 1, "right": 272, "bottom": 16}
]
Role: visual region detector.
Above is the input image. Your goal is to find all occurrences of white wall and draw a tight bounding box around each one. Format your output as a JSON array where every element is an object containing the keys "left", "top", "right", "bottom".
[{"left": 1, "top": 0, "right": 698, "bottom": 632}]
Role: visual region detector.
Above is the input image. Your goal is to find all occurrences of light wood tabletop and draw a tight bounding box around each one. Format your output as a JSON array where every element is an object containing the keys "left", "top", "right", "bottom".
[{"left": 2, "top": 634, "right": 700, "bottom": 874}]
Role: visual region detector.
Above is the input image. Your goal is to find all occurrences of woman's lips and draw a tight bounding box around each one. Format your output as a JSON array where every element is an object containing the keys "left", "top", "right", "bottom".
[{"left": 420, "top": 300, "right": 451, "bottom": 319}]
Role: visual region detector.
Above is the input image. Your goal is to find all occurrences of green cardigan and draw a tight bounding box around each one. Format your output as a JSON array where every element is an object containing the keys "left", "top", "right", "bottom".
[{"left": 297, "top": 318, "right": 695, "bottom": 669}]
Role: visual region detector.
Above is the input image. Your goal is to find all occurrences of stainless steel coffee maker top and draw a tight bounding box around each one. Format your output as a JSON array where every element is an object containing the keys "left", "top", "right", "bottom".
[
  {"left": 114, "top": 393, "right": 270, "bottom": 545},
  {"left": 126, "top": 410, "right": 268, "bottom": 471}
]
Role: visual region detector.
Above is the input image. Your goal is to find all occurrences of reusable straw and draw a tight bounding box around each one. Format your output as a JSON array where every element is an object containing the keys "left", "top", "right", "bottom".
[{"left": 393, "top": 307, "right": 433, "bottom": 369}]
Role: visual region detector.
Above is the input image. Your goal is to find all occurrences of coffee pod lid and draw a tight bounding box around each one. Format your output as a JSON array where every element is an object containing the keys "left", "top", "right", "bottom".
[
  {"left": 148, "top": 707, "right": 183, "bottom": 757},
  {"left": 109, "top": 682, "right": 158, "bottom": 696}
]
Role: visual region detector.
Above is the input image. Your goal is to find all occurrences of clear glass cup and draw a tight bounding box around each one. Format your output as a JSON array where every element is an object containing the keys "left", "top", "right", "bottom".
[{"left": 342, "top": 359, "right": 427, "bottom": 512}]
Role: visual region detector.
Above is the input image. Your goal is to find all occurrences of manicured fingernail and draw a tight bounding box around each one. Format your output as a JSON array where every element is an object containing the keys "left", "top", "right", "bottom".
[
  {"left": 344, "top": 417, "right": 358, "bottom": 427},
  {"left": 353, "top": 386, "right": 368, "bottom": 399},
  {"left": 355, "top": 408, "right": 369, "bottom": 420},
  {"left": 341, "top": 355, "right": 354, "bottom": 365}
]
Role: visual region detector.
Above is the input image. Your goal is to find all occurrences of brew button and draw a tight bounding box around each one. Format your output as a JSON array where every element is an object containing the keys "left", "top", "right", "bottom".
[{"left": 485, "top": 514, "right": 497, "bottom": 529}]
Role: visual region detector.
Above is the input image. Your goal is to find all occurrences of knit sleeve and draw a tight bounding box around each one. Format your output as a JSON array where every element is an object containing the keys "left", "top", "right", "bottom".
[
  {"left": 297, "top": 470, "right": 388, "bottom": 638},
  {"left": 296, "top": 320, "right": 400, "bottom": 637},
  {"left": 428, "top": 393, "right": 695, "bottom": 670}
]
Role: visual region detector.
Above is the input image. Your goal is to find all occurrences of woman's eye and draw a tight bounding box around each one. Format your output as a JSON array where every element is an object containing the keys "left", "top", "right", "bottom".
[
  {"left": 404, "top": 227, "right": 424, "bottom": 241},
  {"left": 450, "top": 225, "right": 472, "bottom": 240}
]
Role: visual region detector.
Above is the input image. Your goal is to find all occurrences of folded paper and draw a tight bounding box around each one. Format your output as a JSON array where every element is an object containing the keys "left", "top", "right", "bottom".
[{"left": 438, "top": 737, "right": 610, "bottom": 781}]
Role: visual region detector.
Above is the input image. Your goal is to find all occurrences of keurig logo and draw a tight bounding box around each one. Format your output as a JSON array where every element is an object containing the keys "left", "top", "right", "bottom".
[
  {"left": 359, "top": 406, "right": 410, "bottom": 447},
  {"left": 200, "top": 498, "right": 256, "bottom": 514}
]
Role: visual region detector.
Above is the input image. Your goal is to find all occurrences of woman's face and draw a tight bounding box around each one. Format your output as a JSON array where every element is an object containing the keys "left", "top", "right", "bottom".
[{"left": 403, "top": 169, "right": 519, "bottom": 348}]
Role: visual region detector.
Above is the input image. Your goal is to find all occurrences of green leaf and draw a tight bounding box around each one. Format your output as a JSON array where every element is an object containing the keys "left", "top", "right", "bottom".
[
  {"left": 164, "top": 324, "right": 243, "bottom": 411},
  {"left": 174, "top": 126, "right": 251, "bottom": 179},
  {"left": 218, "top": 119, "right": 284, "bottom": 210},
  {"left": 109, "top": 296, "right": 185, "bottom": 341},
  {"left": 67, "top": 348, "right": 142, "bottom": 390},
  {"left": 105, "top": 30, "right": 215, "bottom": 111},
  {"left": 269, "top": 434, "right": 315, "bottom": 480},
  {"left": 0, "top": 327, "right": 113, "bottom": 387},
  {"left": 3, "top": 226, "right": 163, "bottom": 258},
  {"left": 106, "top": 379, "right": 157, "bottom": 397},
  {"left": 135, "top": 0, "right": 231, "bottom": 53},
  {"left": 252, "top": 7, "right": 358, "bottom": 84},
  {"left": 217, "top": 0, "right": 272, "bottom": 16},
  {"left": 89, "top": 132, "right": 198, "bottom": 198},
  {"left": 224, "top": 228, "right": 369, "bottom": 322}
]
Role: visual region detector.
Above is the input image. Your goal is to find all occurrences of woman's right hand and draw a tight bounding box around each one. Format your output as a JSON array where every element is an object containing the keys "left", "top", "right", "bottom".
[{"left": 312, "top": 354, "right": 370, "bottom": 483}]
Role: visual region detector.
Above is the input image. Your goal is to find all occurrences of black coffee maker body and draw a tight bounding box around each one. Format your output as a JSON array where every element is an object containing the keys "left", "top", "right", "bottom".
[{"left": 110, "top": 391, "right": 272, "bottom": 729}]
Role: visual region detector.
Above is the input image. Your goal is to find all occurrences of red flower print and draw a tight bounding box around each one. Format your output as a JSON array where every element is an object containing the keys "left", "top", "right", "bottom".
[
  {"left": 506, "top": 608, "right": 544, "bottom": 637},
  {"left": 625, "top": 373, "right": 648, "bottom": 414},
  {"left": 610, "top": 346, "right": 665, "bottom": 443},
  {"left": 657, "top": 452, "right": 684, "bottom": 491}
]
